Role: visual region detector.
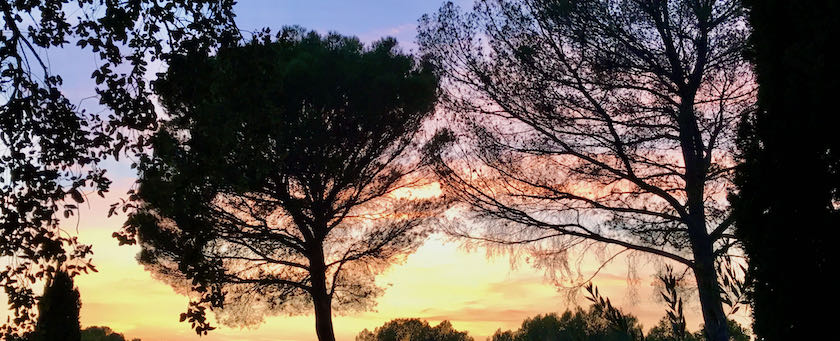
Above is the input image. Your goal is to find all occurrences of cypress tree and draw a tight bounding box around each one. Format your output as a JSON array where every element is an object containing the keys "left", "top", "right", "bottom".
[{"left": 30, "top": 270, "right": 81, "bottom": 341}]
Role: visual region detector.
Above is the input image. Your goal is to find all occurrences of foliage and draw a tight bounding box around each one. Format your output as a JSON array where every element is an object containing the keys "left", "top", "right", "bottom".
[
  {"left": 0, "top": 0, "right": 237, "bottom": 336},
  {"left": 29, "top": 270, "right": 80, "bottom": 341},
  {"left": 124, "top": 28, "right": 440, "bottom": 340},
  {"left": 489, "top": 288, "right": 749, "bottom": 341},
  {"left": 646, "top": 318, "right": 749, "bottom": 341},
  {"left": 81, "top": 326, "right": 140, "bottom": 341},
  {"left": 656, "top": 266, "right": 688, "bottom": 340},
  {"left": 584, "top": 284, "right": 645, "bottom": 340},
  {"left": 731, "top": 0, "right": 838, "bottom": 339},
  {"left": 357, "top": 319, "right": 473, "bottom": 341},
  {"left": 490, "top": 308, "right": 643, "bottom": 341},
  {"left": 418, "top": 1, "right": 753, "bottom": 339},
  {"left": 645, "top": 319, "right": 700, "bottom": 341}
]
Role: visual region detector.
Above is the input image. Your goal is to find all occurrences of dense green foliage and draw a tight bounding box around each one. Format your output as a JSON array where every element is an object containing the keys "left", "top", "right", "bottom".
[
  {"left": 0, "top": 0, "right": 237, "bottom": 335},
  {"left": 124, "top": 28, "right": 439, "bottom": 340},
  {"left": 29, "top": 271, "right": 81, "bottom": 341},
  {"left": 357, "top": 319, "right": 473, "bottom": 341},
  {"left": 732, "top": 0, "right": 839, "bottom": 339}
]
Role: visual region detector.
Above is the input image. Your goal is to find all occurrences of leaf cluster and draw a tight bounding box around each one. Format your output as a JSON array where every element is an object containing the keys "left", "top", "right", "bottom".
[{"left": 1, "top": 0, "right": 237, "bottom": 335}]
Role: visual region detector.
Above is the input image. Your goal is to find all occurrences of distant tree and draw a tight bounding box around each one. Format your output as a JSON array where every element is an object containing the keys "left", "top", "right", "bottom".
[
  {"left": 29, "top": 270, "right": 81, "bottom": 341},
  {"left": 122, "top": 28, "right": 440, "bottom": 341},
  {"left": 357, "top": 319, "right": 473, "bottom": 341},
  {"left": 81, "top": 326, "right": 139, "bottom": 341},
  {"left": 418, "top": 1, "right": 754, "bottom": 340},
  {"left": 646, "top": 319, "right": 749, "bottom": 341},
  {"left": 645, "top": 319, "right": 700, "bottom": 341},
  {"left": 490, "top": 300, "right": 748, "bottom": 341},
  {"left": 490, "top": 308, "right": 643, "bottom": 341},
  {"left": 1, "top": 0, "right": 238, "bottom": 336},
  {"left": 731, "top": 0, "right": 838, "bottom": 339}
]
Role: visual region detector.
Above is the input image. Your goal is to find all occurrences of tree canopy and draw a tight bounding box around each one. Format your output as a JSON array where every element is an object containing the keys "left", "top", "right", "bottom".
[
  {"left": 1, "top": 0, "right": 238, "bottom": 335},
  {"left": 489, "top": 306, "right": 748, "bottom": 341},
  {"left": 81, "top": 326, "right": 140, "bottom": 341},
  {"left": 357, "top": 319, "right": 473, "bottom": 341},
  {"left": 491, "top": 309, "right": 643, "bottom": 341},
  {"left": 123, "top": 28, "right": 440, "bottom": 341},
  {"left": 418, "top": 1, "right": 753, "bottom": 339}
]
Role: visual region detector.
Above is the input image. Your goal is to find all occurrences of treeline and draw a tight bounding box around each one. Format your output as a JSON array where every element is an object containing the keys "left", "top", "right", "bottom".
[
  {"left": 357, "top": 307, "right": 750, "bottom": 341},
  {"left": 356, "top": 280, "right": 752, "bottom": 341}
]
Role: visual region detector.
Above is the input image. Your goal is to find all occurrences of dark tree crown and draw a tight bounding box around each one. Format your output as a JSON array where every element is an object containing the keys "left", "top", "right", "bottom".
[{"left": 122, "top": 27, "right": 441, "bottom": 335}]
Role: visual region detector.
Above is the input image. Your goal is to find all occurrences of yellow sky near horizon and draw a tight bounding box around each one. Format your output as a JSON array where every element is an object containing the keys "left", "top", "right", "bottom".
[{"left": 1, "top": 180, "right": 747, "bottom": 341}]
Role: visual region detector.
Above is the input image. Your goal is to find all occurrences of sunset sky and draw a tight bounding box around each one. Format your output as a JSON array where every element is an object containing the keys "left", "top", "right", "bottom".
[{"left": 1, "top": 1, "right": 749, "bottom": 340}]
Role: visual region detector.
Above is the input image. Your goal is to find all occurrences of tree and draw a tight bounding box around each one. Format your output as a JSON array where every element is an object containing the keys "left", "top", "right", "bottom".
[
  {"left": 490, "top": 297, "right": 749, "bottom": 341},
  {"left": 357, "top": 319, "right": 474, "bottom": 341},
  {"left": 1, "top": 1, "right": 237, "bottom": 336},
  {"left": 731, "top": 0, "right": 838, "bottom": 339},
  {"left": 29, "top": 270, "right": 81, "bottom": 341},
  {"left": 122, "top": 28, "right": 440, "bottom": 341},
  {"left": 418, "top": 1, "right": 753, "bottom": 340},
  {"left": 646, "top": 319, "right": 749, "bottom": 341},
  {"left": 81, "top": 326, "right": 140, "bottom": 341},
  {"left": 490, "top": 309, "right": 644, "bottom": 341}
]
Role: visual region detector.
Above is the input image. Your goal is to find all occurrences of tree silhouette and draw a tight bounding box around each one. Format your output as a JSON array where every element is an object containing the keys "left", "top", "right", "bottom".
[
  {"left": 489, "top": 303, "right": 749, "bottom": 341},
  {"left": 645, "top": 319, "right": 748, "bottom": 341},
  {"left": 731, "top": 0, "right": 838, "bottom": 339},
  {"left": 29, "top": 270, "right": 81, "bottom": 341},
  {"left": 122, "top": 28, "right": 440, "bottom": 341},
  {"left": 733, "top": 1, "right": 840, "bottom": 340},
  {"left": 357, "top": 319, "right": 473, "bottom": 341},
  {"left": 491, "top": 309, "right": 643, "bottom": 341},
  {"left": 81, "top": 326, "right": 140, "bottom": 341},
  {"left": 644, "top": 267, "right": 750, "bottom": 341},
  {"left": 1, "top": 1, "right": 237, "bottom": 335},
  {"left": 418, "top": 1, "right": 753, "bottom": 340}
]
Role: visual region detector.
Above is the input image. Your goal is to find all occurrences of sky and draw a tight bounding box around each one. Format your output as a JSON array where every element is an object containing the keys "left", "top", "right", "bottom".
[{"left": 2, "top": 1, "right": 749, "bottom": 340}]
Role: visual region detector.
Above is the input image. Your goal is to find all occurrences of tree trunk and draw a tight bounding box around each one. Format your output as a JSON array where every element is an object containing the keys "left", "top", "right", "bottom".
[
  {"left": 309, "top": 247, "right": 336, "bottom": 341},
  {"left": 688, "top": 224, "right": 729, "bottom": 341},
  {"left": 678, "top": 92, "right": 729, "bottom": 341},
  {"left": 312, "top": 288, "right": 336, "bottom": 341},
  {"left": 684, "top": 180, "right": 729, "bottom": 341}
]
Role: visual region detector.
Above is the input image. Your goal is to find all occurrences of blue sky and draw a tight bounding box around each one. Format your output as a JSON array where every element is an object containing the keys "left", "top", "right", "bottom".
[{"left": 234, "top": 0, "right": 471, "bottom": 48}]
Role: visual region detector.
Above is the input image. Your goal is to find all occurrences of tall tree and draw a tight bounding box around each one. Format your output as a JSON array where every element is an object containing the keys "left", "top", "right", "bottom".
[
  {"left": 122, "top": 28, "right": 440, "bottom": 341},
  {"left": 732, "top": 0, "right": 838, "bottom": 339},
  {"left": 1, "top": 1, "right": 237, "bottom": 336},
  {"left": 29, "top": 270, "right": 81, "bottom": 341},
  {"left": 418, "top": 1, "right": 753, "bottom": 340}
]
